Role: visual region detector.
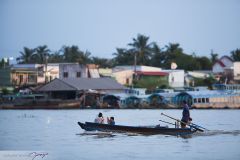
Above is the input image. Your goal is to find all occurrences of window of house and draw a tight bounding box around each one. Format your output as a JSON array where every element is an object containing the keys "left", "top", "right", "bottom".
[
  {"left": 198, "top": 98, "right": 201, "bottom": 103},
  {"left": 126, "top": 78, "right": 129, "bottom": 84},
  {"left": 37, "top": 66, "right": 44, "bottom": 77},
  {"left": 76, "top": 72, "right": 81, "bottom": 78},
  {"left": 19, "top": 75, "right": 23, "bottom": 83},
  {"left": 206, "top": 98, "right": 209, "bottom": 103},
  {"left": 63, "top": 72, "right": 68, "bottom": 78},
  {"left": 194, "top": 98, "right": 197, "bottom": 103}
]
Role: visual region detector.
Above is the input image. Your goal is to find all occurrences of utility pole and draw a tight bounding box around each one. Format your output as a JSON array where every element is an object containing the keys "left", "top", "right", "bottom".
[
  {"left": 132, "top": 51, "right": 137, "bottom": 89},
  {"left": 45, "top": 54, "right": 48, "bottom": 83}
]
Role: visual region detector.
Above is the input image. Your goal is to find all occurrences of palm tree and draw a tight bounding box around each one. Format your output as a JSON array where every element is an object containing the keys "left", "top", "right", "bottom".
[
  {"left": 35, "top": 45, "right": 50, "bottom": 64},
  {"left": 151, "top": 43, "right": 165, "bottom": 67},
  {"left": 210, "top": 50, "right": 218, "bottom": 63},
  {"left": 164, "top": 43, "right": 183, "bottom": 55},
  {"left": 128, "top": 34, "right": 154, "bottom": 65},
  {"left": 91, "top": 57, "right": 113, "bottom": 68},
  {"left": 48, "top": 51, "right": 64, "bottom": 63},
  {"left": 17, "top": 47, "right": 35, "bottom": 64},
  {"left": 62, "top": 45, "right": 79, "bottom": 62},
  {"left": 163, "top": 43, "right": 185, "bottom": 69},
  {"left": 62, "top": 45, "right": 91, "bottom": 64},
  {"left": 231, "top": 48, "right": 240, "bottom": 61},
  {"left": 112, "top": 48, "right": 135, "bottom": 65},
  {"left": 77, "top": 50, "right": 91, "bottom": 64}
]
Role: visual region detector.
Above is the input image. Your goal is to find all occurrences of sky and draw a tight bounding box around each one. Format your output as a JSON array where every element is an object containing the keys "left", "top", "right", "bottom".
[{"left": 0, "top": 0, "right": 240, "bottom": 61}]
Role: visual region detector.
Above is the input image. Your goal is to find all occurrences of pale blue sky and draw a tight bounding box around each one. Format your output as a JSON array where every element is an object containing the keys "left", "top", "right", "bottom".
[{"left": 0, "top": 0, "right": 240, "bottom": 60}]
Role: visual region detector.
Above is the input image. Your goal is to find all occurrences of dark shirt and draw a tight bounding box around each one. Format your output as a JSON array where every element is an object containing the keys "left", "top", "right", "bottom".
[
  {"left": 109, "top": 121, "right": 115, "bottom": 125},
  {"left": 181, "top": 104, "right": 190, "bottom": 122}
]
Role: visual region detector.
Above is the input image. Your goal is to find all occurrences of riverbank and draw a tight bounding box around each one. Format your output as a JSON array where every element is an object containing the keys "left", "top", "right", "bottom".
[
  {"left": 1, "top": 98, "right": 240, "bottom": 109},
  {"left": 1, "top": 104, "right": 240, "bottom": 109}
]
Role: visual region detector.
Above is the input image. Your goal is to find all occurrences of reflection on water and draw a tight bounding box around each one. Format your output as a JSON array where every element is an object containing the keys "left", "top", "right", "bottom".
[
  {"left": 0, "top": 109, "right": 240, "bottom": 160},
  {"left": 194, "top": 130, "right": 240, "bottom": 137},
  {"left": 17, "top": 113, "right": 36, "bottom": 118}
]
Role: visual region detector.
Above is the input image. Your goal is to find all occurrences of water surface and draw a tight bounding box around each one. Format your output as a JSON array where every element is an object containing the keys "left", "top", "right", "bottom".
[{"left": 0, "top": 109, "right": 240, "bottom": 160}]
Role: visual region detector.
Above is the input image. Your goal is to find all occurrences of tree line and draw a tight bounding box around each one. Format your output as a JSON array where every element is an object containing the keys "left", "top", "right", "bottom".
[{"left": 3, "top": 34, "right": 240, "bottom": 70}]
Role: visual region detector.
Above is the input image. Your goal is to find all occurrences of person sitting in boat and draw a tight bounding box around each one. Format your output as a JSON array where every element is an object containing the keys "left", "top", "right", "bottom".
[
  {"left": 94, "top": 112, "right": 104, "bottom": 124},
  {"left": 181, "top": 100, "right": 192, "bottom": 128},
  {"left": 107, "top": 117, "right": 115, "bottom": 125}
]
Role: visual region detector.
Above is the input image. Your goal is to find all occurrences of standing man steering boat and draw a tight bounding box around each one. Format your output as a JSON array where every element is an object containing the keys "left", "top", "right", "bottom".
[{"left": 181, "top": 100, "right": 192, "bottom": 128}]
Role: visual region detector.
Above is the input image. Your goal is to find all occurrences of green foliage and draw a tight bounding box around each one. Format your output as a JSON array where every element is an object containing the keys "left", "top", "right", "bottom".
[
  {"left": 62, "top": 45, "right": 91, "bottom": 64},
  {"left": 113, "top": 36, "right": 214, "bottom": 70},
  {"left": 14, "top": 34, "right": 236, "bottom": 72},
  {"left": 134, "top": 76, "right": 168, "bottom": 90},
  {"left": 150, "top": 43, "right": 164, "bottom": 67},
  {"left": 195, "top": 56, "right": 212, "bottom": 70},
  {"left": 210, "top": 50, "right": 219, "bottom": 63},
  {"left": 17, "top": 47, "right": 36, "bottom": 64},
  {"left": 1, "top": 88, "right": 9, "bottom": 95},
  {"left": 34, "top": 45, "right": 50, "bottom": 64},
  {"left": 48, "top": 52, "right": 64, "bottom": 63},
  {"left": 193, "top": 76, "right": 217, "bottom": 89},
  {"left": 112, "top": 48, "right": 135, "bottom": 66},
  {"left": 231, "top": 48, "right": 240, "bottom": 61},
  {"left": 158, "top": 84, "right": 168, "bottom": 89},
  {"left": 128, "top": 34, "right": 153, "bottom": 65},
  {"left": 204, "top": 76, "right": 218, "bottom": 89},
  {"left": 0, "top": 58, "right": 10, "bottom": 68},
  {"left": 91, "top": 57, "right": 113, "bottom": 68}
]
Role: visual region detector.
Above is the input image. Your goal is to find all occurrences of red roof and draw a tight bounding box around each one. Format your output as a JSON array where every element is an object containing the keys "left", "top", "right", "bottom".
[
  {"left": 135, "top": 71, "right": 168, "bottom": 76},
  {"left": 214, "top": 60, "right": 225, "bottom": 67},
  {"left": 220, "top": 56, "right": 233, "bottom": 62}
]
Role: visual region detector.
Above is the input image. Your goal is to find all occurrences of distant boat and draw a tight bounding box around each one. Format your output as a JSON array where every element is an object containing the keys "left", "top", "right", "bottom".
[{"left": 78, "top": 122, "right": 197, "bottom": 136}]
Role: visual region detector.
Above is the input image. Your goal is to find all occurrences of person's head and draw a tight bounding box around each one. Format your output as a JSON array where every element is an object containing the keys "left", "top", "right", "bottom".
[
  {"left": 182, "top": 100, "right": 187, "bottom": 105},
  {"left": 110, "top": 117, "right": 114, "bottom": 121},
  {"left": 98, "top": 112, "right": 103, "bottom": 117}
]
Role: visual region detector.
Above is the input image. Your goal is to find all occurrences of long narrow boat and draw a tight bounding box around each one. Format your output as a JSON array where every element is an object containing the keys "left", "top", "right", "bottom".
[{"left": 78, "top": 122, "right": 197, "bottom": 136}]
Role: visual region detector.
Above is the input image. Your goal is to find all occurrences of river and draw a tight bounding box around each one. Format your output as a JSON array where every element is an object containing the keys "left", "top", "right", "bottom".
[{"left": 0, "top": 109, "right": 240, "bottom": 160}]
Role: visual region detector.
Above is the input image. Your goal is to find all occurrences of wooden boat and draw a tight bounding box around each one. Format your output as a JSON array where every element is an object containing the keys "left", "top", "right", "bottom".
[{"left": 78, "top": 122, "right": 197, "bottom": 136}]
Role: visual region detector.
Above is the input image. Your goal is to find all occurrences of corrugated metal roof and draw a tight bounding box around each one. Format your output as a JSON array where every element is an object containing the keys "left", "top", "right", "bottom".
[
  {"left": 176, "top": 90, "right": 239, "bottom": 98},
  {"left": 38, "top": 78, "right": 126, "bottom": 91},
  {"left": 61, "top": 78, "right": 126, "bottom": 90},
  {"left": 38, "top": 79, "right": 77, "bottom": 91},
  {"left": 148, "top": 92, "right": 179, "bottom": 98},
  {"left": 12, "top": 64, "right": 44, "bottom": 69}
]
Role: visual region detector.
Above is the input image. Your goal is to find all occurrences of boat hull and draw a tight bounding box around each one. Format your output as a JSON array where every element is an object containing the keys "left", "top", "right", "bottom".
[{"left": 78, "top": 122, "right": 197, "bottom": 136}]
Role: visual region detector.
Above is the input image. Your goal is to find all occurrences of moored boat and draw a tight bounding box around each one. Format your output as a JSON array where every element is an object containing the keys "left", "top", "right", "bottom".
[{"left": 78, "top": 122, "right": 197, "bottom": 136}]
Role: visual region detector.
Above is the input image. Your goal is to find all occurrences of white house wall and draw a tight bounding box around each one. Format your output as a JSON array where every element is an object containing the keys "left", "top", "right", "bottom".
[
  {"left": 221, "top": 57, "right": 233, "bottom": 68},
  {"left": 47, "top": 64, "right": 59, "bottom": 80},
  {"left": 166, "top": 70, "right": 184, "bottom": 88},
  {"left": 112, "top": 70, "right": 133, "bottom": 85},
  {"left": 213, "top": 63, "right": 224, "bottom": 73},
  {"left": 234, "top": 62, "right": 240, "bottom": 80},
  {"left": 59, "top": 64, "right": 88, "bottom": 79}
]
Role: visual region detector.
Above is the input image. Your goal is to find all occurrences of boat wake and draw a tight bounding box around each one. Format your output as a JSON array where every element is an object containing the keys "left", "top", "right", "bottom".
[
  {"left": 76, "top": 130, "right": 240, "bottom": 139},
  {"left": 193, "top": 130, "right": 240, "bottom": 137},
  {"left": 76, "top": 131, "right": 116, "bottom": 138}
]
